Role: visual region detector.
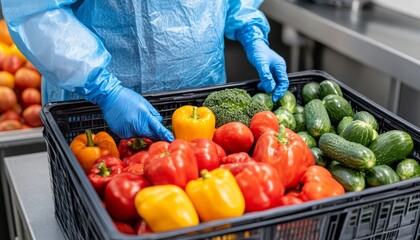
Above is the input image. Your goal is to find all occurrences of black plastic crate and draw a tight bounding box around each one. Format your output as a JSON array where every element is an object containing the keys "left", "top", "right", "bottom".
[{"left": 40, "top": 70, "right": 420, "bottom": 240}]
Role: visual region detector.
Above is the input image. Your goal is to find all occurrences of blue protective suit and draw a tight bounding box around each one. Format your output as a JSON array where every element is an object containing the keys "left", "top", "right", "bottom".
[
  {"left": 1, "top": 0, "right": 269, "bottom": 103},
  {"left": 1, "top": 0, "right": 288, "bottom": 141}
]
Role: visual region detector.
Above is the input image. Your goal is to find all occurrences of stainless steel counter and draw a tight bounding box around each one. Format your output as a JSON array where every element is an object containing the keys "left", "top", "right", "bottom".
[
  {"left": 261, "top": 0, "right": 420, "bottom": 92},
  {"left": 3, "top": 152, "right": 64, "bottom": 240}
]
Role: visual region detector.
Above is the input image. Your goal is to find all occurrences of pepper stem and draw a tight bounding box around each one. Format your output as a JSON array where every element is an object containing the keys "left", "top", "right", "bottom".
[
  {"left": 276, "top": 125, "right": 290, "bottom": 145},
  {"left": 200, "top": 169, "right": 212, "bottom": 179},
  {"left": 97, "top": 162, "right": 111, "bottom": 177},
  {"left": 191, "top": 106, "right": 200, "bottom": 120},
  {"left": 85, "top": 129, "right": 95, "bottom": 147},
  {"left": 131, "top": 138, "right": 146, "bottom": 152}
]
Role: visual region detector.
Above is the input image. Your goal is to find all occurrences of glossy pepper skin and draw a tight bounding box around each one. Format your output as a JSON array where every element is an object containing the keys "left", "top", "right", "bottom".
[
  {"left": 190, "top": 138, "right": 220, "bottom": 171},
  {"left": 185, "top": 168, "right": 245, "bottom": 222},
  {"left": 220, "top": 152, "right": 254, "bottom": 165},
  {"left": 172, "top": 105, "right": 216, "bottom": 141},
  {"left": 221, "top": 162, "right": 285, "bottom": 212},
  {"left": 144, "top": 139, "right": 198, "bottom": 189},
  {"left": 252, "top": 126, "right": 315, "bottom": 189},
  {"left": 104, "top": 172, "right": 150, "bottom": 222},
  {"left": 88, "top": 156, "right": 124, "bottom": 197},
  {"left": 134, "top": 185, "right": 199, "bottom": 233},
  {"left": 298, "top": 165, "right": 345, "bottom": 201},
  {"left": 118, "top": 137, "right": 153, "bottom": 160},
  {"left": 70, "top": 129, "right": 120, "bottom": 173},
  {"left": 249, "top": 111, "right": 279, "bottom": 141}
]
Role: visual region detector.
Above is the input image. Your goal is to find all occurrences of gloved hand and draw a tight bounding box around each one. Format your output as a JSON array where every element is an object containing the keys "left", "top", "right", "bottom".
[
  {"left": 242, "top": 40, "right": 289, "bottom": 103},
  {"left": 84, "top": 72, "right": 174, "bottom": 142}
]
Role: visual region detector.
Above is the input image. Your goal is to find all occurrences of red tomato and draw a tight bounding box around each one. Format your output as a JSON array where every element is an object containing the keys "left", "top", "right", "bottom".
[
  {"left": 212, "top": 122, "right": 254, "bottom": 154},
  {"left": 249, "top": 111, "right": 279, "bottom": 141}
]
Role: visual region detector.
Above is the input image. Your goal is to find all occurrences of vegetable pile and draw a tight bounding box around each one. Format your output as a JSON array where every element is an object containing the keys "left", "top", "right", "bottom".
[{"left": 69, "top": 79, "right": 418, "bottom": 236}]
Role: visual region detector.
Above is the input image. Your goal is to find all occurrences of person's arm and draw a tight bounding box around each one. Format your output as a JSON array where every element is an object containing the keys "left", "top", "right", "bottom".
[
  {"left": 225, "top": 0, "right": 289, "bottom": 103},
  {"left": 1, "top": 0, "right": 174, "bottom": 141}
]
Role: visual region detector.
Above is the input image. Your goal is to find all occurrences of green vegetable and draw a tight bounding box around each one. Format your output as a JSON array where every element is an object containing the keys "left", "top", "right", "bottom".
[
  {"left": 252, "top": 93, "right": 274, "bottom": 111},
  {"left": 365, "top": 165, "right": 400, "bottom": 187},
  {"left": 302, "top": 82, "right": 321, "bottom": 105},
  {"left": 368, "top": 130, "right": 414, "bottom": 166},
  {"left": 319, "top": 80, "right": 343, "bottom": 99},
  {"left": 304, "top": 99, "right": 331, "bottom": 138},
  {"left": 277, "top": 90, "right": 296, "bottom": 113},
  {"left": 298, "top": 131, "right": 317, "bottom": 148},
  {"left": 319, "top": 133, "right": 376, "bottom": 171},
  {"left": 322, "top": 94, "right": 353, "bottom": 124},
  {"left": 293, "top": 113, "right": 306, "bottom": 132},
  {"left": 202, "top": 88, "right": 269, "bottom": 127},
  {"left": 339, "top": 120, "right": 375, "bottom": 146},
  {"left": 273, "top": 107, "right": 296, "bottom": 131},
  {"left": 395, "top": 159, "right": 420, "bottom": 180},
  {"left": 294, "top": 105, "right": 305, "bottom": 114},
  {"left": 310, "top": 147, "right": 330, "bottom": 167},
  {"left": 353, "top": 111, "right": 379, "bottom": 131},
  {"left": 337, "top": 116, "right": 353, "bottom": 135},
  {"left": 328, "top": 164, "right": 366, "bottom": 192}
]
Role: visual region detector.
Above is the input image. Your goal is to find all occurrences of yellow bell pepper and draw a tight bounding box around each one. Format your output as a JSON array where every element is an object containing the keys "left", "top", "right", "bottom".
[
  {"left": 172, "top": 105, "right": 215, "bottom": 141},
  {"left": 134, "top": 185, "right": 199, "bottom": 232},
  {"left": 186, "top": 168, "right": 245, "bottom": 222}
]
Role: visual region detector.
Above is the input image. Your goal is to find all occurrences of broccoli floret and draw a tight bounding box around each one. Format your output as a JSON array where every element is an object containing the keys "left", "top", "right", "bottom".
[
  {"left": 246, "top": 99, "right": 271, "bottom": 117},
  {"left": 202, "top": 88, "right": 269, "bottom": 127}
]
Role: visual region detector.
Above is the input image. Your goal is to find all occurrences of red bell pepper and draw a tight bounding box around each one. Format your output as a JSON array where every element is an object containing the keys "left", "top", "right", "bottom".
[
  {"left": 221, "top": 161, "right": 285, "bottom": 212},
  {"left": 113, "top": 220, "right": 136, "bottom": 235},
  {"left": 144, "top": 139, "right": 198, "bottom": 189},
  {"left": 298, "top": 165, "right": 345, "bottom": 202},
  {"left": 123, "top": 163, "right": 145, "bottom": 176},
  {"left": 136, "top": 219, "right": 153, "bottom": 235},
  {"left": 190, "top": 138, "right": 220, "bottom": 171},
  {"left": 88, "top": 156, "right": 124, "bottom": 198},
  {"left": 249, "top": 111, "right": 279, "bottom": 141},
  {"left": 214, "top": 142, "right": 227, "bottom": 161},
  {"left": 277, "top": 190, "right": 303, "bottom": 207},
  {"left": 123, "top": 150, "right": 149, "bottom": 166},
  {"left": 118, "top": 137, "right": 153, "bottom": 159},
  {"left": 104, "top": 172, "right": 150, "bottom": 221},
  {"left": 252, "top": 126, "right": 315, "bottom": 189},
  {"left": 220, "top": 152, "right": 254, "bottom": 165}
]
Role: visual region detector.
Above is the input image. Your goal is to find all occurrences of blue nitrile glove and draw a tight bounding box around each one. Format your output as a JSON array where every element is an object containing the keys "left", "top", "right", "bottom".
[
  {"left": 84, "top": 71, "right": 174, "bottom": 142},
  {"left": 238, "top": 26, "right": 289, "bottom": 103}
]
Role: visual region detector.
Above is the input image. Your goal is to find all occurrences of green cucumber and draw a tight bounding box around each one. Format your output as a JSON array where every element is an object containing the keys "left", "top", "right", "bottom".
[
  {"left": 328, "top": 164, "right": 366, "bottom": 192},
  {"left": 304, "top": 99, "right": 331, "bottom": 138},
  {"left": 339, "top": 120, "right": 375, "bottom": 146},
  {"left": 337, "top": 116, "right": 354, "bottom": 135},
  {"left": 354, "top": 111, "right": 379, "bottom": 131},
  {"left": 329, "top": 125, "right": 337, "bottom": 134},
  {"left": 395, "top": 159, "right": 420, "bottom": 180},
  {"left": 302, "top": 82, "right": 321, "bottom": 105},
  {"left": 319, "top": 133, "right": 376, "bottom": 171},
  {"left": 252, "top": 93, "right": 274, "bottom": 111},
  {"left": 365, "top": 165, "right": 400, "bottom": 187},
  {"left": 322, "top": 94, "right": 354, "bottom": 124},
  {"left": 310, "top": 147, "right": 330, "bottom": 167},
  {"left": 298, "top": 131, "right": 317, "bottom": 148},
  {"left": 277, "top": 90, "right": 296, "bottom": 113},
  {"left": 368, "top": 130, "right": 414, "bottom": 166},
  {"left": 273, "top": 107, "right": 296, "bottom": 131},
  {"left": 319, "top": 80, "right": 343, "bottom": 99},
  {"left": 294, "top": 105, "right": 304, "bottom": 114},
  {"left": 294, "top": 113, "right": 306, "bottom": 132}
]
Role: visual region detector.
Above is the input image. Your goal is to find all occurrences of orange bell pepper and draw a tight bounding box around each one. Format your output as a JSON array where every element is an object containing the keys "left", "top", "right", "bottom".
[
  {"left": 172, "top": 105, "right": 216, "bottom": 141},
  {"left": 134, "top": 185, "right": 199, "bottom": 232},
  {"left": 185, "top": 168, "right": 245, "bottom": 222},
  {"left": 70, "top": 129, "right": 120, "bottom": 173}
]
